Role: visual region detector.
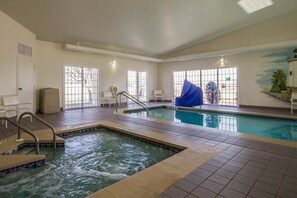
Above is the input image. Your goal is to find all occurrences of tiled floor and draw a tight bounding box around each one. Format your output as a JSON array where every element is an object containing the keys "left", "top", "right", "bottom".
[{"left": 1, "top": 104, "right": 297, "bottom": 198}]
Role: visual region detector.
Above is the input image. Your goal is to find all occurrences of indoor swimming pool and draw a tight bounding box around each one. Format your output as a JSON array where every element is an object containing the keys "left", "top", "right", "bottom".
[
  {"left": 0, "top": 128, "right": 177, "bottom": 197},
  {"left": 127, "top": 107, "right": 297, "bottom": 141}
]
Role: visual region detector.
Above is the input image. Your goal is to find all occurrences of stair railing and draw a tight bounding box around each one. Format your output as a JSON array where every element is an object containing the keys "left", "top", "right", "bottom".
[
  {"left": 18, "top": 112, "right": 57, "bottom": 148},
  {"left": 115, "top": 91, "right": 151, "bottom": 117},
  {"left": 0, "top": 116, "right": 40, "bottom": 154}
]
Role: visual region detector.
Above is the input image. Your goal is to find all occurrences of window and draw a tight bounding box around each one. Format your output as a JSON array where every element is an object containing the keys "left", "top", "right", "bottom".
[
  {"left": 127, "top": 70, "right": 147, "bottom": 101},
  {"left": 173, "top": 67, "right": 238, "bottom": 106},
  {"left": 64, "top": 65, "right": 99, "bottom": 109},
  {"left": 173, "top": 70, "right": 200, "bottom": 98},
  {"left": 201, "top": 69, "right": 218, "bottom": 105},
  {"left": 218, "top": 67, "right": 238, "bottom": 106},
  {"left": 187, "top": 70, "right": 201, "bottom": 87},
  {"left": 173, "top": 71, "right": 186, "bottom": 98}
]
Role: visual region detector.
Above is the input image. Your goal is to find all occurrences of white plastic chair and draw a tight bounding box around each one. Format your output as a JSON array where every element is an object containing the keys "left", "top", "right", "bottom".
[
  {"left": 102, "top": 91, "right": 116, "bottom": 107},
  {"left": 291, "top": 92, "right": 297, "bottom": 114},
  {"left": 0, "top": 106, "right": 7, "bottom": 128},
  {"left": 154, "top": 90, "right": 164, "bottom": 102},
  {"left": 3, "top": 95, "right": 32, "bottom": 121}
]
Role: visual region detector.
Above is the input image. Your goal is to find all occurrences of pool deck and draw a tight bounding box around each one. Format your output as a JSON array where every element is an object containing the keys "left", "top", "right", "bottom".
[{"left": 1, "top": 103, "right": 297, "bottom": 197}]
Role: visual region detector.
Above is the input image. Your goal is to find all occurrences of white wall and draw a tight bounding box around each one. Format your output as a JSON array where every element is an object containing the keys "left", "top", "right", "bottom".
[
  {"left": 35, "top": 40, "right": 158, "bottom": 108},
  {"left": 0, "top": 10, "right": 36, "bottom": 100},
  {"left": 158, "top": 48, "right": 292, "bottom": 108}
]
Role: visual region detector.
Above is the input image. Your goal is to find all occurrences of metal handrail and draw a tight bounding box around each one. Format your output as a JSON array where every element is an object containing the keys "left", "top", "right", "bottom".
[
  {"left": 0, "top": 116, "right": 40, "bottom": 154},
  {"left": 18, "top": 112, "right": 57, "bottom": 148},
  {"left": 116, "top": 91, "right": 151, "bottom": 117}
]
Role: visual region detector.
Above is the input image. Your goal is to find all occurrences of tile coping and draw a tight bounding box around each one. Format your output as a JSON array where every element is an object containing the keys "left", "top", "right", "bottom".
[
  {"left": 119, "top": 105, "right": 297, "bottom": 148},
  {"left": 0, "top": 121, "right": 220, "bottom": 198},
  {"left": 2, "top": 104, "right": 297, "bottom": 197},
  {"left": 123, "top": 105, "right": 297, "bottom": 120}
]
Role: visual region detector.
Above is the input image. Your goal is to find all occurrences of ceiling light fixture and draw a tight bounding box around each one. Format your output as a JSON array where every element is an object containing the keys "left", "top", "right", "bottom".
[
  {"left": 237, "top": 0, "right": 273, "bottom": 14},
  {"left": 111, "top": 58, "right": 117, "bottom": 69},
  {"left": 219, "top": 57, "right": 226, "bottom": 67}
]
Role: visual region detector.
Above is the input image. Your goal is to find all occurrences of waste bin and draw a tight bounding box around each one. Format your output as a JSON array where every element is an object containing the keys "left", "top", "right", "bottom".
[{"left": 39, "top": 88, "right": 60, "bottom": 114}]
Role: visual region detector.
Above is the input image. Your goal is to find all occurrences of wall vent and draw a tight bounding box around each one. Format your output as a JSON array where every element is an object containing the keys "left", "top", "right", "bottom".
[{"left": 18, "top": 43, "right": 32, "bottom": 57}]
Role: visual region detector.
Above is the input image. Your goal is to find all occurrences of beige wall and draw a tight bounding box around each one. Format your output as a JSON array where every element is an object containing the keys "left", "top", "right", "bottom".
[
  {"left": 0, "top": 10, "right": 36, "bottom": 98},
  {"left": 35, "top": 40, "right": 158, "bottom": 108},
  {"left": 158, "top": 48, "right": 291, "bottom": 108},
  {"left": 169, "top": 10, "right": 297, "bottom": 57}
]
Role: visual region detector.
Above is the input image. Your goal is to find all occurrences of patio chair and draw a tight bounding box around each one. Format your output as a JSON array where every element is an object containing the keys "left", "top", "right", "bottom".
[
  {"left": 0, "top": 105, "right": 7, "bottom": 128},
  {"left": 102, "top": 91, "right": 116, "bottom": 107},
  {"left": 3, "top": 95, "right": 32, "bottom": 121},
  {"left": 153, "top": 90, "right": 164, "bottom": 102}
]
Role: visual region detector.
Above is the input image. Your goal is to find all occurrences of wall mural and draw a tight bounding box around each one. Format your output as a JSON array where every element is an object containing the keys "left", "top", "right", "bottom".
[{"left": 257, "top": 48, "right": 297, "bottom": 102}]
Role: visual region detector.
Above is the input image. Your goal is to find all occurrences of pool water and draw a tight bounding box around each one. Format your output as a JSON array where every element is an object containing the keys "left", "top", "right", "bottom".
[
  {"left": 128, "top": 107, "right": 297, "bottom": 141},
  {"left": 0, "top": 129, "right": 176, "bottom": 198}
]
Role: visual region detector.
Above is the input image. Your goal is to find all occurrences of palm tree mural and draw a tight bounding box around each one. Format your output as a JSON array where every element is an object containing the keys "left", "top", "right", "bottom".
[{"left": 270, "top": 69, "right": 287, "bottom": 93}]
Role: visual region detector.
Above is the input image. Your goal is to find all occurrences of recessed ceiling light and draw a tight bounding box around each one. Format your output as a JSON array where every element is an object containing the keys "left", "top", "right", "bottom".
[{"left": 237, "top": 0, "right": 273, "bottom": 14}]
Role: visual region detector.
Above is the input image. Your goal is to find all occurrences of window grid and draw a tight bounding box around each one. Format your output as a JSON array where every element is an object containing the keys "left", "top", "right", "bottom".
[
  {"left": 173, "top": 67, "right": 237, "bottom": 106},
  {"left": 201, "top": 69, "right": 218, "bottom": 105},
  {"left": 138, "top": 72, "right": 147, "bottom": 101},
  {"left": 173, "top": 71, "right": 186, "bottom": 98},
  {"left": 64, "top": 65, "right": 99, "bottom": 109},
  {"left": 83, "top": 67, "right": 99, "bottom": 108},
  {"left": 218, "top": 67, "right": 238, "bottom": 106},
  {"left": 127, "top": 70, "right": 147, "bottom": 102},
  {"left": 187, "top": 70, "right": 201, "bottom": 87},
  {"left": 127, "top": 71, "right": 137, "bottom": 96}
]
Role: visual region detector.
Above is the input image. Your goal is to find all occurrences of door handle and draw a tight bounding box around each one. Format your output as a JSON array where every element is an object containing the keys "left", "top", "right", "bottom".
[{"left": 18, "top": 88, "right": 23, "bottom": 90}]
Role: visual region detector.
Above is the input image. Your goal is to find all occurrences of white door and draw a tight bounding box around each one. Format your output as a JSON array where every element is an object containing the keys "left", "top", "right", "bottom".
[{"left": 17, "top": 58, "right": 35, "bottom": 112}]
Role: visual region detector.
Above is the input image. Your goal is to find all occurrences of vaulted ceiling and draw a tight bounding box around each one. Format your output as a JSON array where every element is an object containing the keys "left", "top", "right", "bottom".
[{"left": 1, "top": 0, "right": 297, "bottom": 57}]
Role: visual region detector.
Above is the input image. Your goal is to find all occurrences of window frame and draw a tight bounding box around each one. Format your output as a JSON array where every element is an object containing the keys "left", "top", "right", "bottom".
[
  {"left": 172, "top": 67, "right": 238, "bottom": 107},
  {"left": 63, "top": 64, "right": 99, "bottom": 109}
]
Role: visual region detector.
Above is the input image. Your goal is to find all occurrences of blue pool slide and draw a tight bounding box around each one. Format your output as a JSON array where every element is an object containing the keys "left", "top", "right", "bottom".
[{"left": 175, "top": 80, "right": 203, "bottom": 107}]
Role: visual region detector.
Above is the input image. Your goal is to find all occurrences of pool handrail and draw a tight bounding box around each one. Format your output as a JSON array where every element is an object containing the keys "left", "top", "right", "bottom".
[
  {"left": 116, "top": 91, "right": 151, "bottom": 117},
  {"left": 0, "top": 116, "right": 40, "bottom": 154},
  {"left": 18, "top": 112, "right": 57, "bottom": 148}
]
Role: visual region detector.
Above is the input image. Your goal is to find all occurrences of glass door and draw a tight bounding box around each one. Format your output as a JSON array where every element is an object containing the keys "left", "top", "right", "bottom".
[
  {"left": 64, "top": 65, "right": 99, "bottom": 109},
  {"left": 127, "top": 70, "right": 147, "bottom": 101}
]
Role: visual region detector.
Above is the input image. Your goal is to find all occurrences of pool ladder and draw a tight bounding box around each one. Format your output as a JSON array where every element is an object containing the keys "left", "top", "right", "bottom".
[
  {"left": 0, "top": 112, "right": 58, "bottom": 155},
  {"left": 0, "top": 116, "right": 40, "bottom": 154},
  {"left": 115, "top": 91, "right": 151, "bottom": 117},
  {"left": 18, "top": 112, "right": 57, "bottom": 149}
]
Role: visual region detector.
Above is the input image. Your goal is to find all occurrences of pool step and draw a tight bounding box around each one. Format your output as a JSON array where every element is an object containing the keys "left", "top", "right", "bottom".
[
  {"left": 14, "top": 147, "right": 37, "bottom": 155},
  {"left": 22, "top": 128, "right": 65, "bottom": 147},
  {"left": 0, "top": 155, "right": 46, "bottom": 177}
]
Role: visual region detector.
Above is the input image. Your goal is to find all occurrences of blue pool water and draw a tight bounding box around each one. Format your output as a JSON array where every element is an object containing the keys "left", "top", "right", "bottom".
[
  {"left": 127, "top": 107, "right": 297, "bottom": 141},
  {"left": 0, "top": 128, "right": 176, "bottom": 198}
]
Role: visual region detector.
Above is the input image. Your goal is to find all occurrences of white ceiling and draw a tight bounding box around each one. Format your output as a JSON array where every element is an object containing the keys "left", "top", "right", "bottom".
[{"left": 1, "top": 0, "right": 297, "bottom": 57}]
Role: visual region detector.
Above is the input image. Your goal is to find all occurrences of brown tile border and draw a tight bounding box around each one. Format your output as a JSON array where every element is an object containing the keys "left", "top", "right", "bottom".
[
  {"left": 87, "top": 121, "right": 220, "bottom": 198},
  {"left": 121, "top": 105, "right": 297, "bottom": 148}
]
